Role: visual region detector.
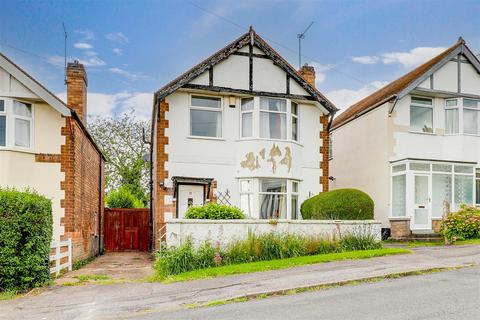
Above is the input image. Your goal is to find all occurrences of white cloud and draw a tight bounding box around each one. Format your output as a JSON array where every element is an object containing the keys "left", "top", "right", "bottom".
[
  {"left": 75, "top": 29, "right": 95, "bottom": 41},
  {"left": 74, "top": 42, "right": 93, "bottom": 50},
  {"left": 47, "top": 55, "right": 65, "bottom": 68},
  {"left": 78, "top": 55, "right": 106, "bottom": 67},
  {"left": 326, "top": 81, "right": 387, "bottom": 111},
  {"left": 309, "top": 62, "right": 333, "bottom": 85},
  {"left": 57, "top": 91, "right": 153, "bottom": 120},
  {"left": 108, "top": 67, "right": 148, "bottom": 81},
  {"left": 112, "top": 48, "right": 123, "bottom": 56},
  {"left": 106, "top": 32, "right": 129, "bottom": 45},
  {"left": 381, "top": 47, "right": 446, "bottom": 68},
  {"left": 47, "top": 52, "right": 105, "bottom": 68},
  {"left": 351, "top": 55, "right": 379, "bottom": 64}
]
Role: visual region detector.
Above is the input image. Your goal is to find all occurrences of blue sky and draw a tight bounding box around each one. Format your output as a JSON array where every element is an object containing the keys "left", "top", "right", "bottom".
[{"left": 1, "top": 0, "right": 479, "bottom": 119}]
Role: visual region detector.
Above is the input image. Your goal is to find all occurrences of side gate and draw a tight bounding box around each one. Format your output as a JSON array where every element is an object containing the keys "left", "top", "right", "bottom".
[{"left": 104, "top": 208, "right": 150, "bottom": 252}]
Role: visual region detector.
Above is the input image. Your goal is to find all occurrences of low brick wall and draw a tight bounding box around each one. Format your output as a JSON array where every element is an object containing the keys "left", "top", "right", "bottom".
[
  {"left": 164, "top": 219, "right": 382, "bottom": 248},
  {"left": 389, "top": 218, "right": 411, "bottom": 239}
]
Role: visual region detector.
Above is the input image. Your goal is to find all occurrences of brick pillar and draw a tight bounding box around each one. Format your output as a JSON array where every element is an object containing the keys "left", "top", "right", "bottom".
[
  {"left": 67, "top": 60, "right": 88, "bottom": 123},
  {"left": 298, "top": 64, "right": 316, "bottom": 87},
  {"left": 320, "top": 115, "right": 330, "bottom": 192}
]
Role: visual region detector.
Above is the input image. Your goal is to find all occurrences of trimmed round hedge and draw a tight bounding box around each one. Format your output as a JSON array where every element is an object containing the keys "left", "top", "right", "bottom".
[
  {"left": 300, "top": 188, "right": 374, "bottom": 220},
  {"left": 0, "top": 188, "right": 53, "bottom": 292},
  {"left": 185, "top": 203, "right": 245, "bottom": 219}
]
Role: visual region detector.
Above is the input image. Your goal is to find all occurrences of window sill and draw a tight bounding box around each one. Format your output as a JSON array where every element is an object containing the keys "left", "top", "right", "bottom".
[
  {"left": 0, "top": 146, "right": 35, "bottom": 154},
  {"left": 408, "top": 131, "right": 436, "bottom": 136},
  {"left": 187, "top": 135, "right": 226, "bottom": 141},
  {"left": 236, "top": 137, "right": 304, "bottom": 147}
]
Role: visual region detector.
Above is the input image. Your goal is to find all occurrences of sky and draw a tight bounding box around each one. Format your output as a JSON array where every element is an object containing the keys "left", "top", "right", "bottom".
[{"left": 1, "top": 0, "right": 479, "bottom": 120}]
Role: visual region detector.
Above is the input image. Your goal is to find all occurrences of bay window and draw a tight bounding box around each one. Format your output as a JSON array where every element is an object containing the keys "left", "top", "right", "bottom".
[
  {"left": 190, "top": 95, "right": 222, "bottom": 138},
  {"left": 410, "top": 97, "right": 433, "bottom": 133},
  {"left": 241, "top": 98, "right": 253, "bottom": 138},
  {"left": 259, "top": 179, "right": 287, "bottom": 219},
  {"left": 391, "top": 164, "right": 406, "bottom": 217},
  {"left": 0, "top": 98, "right": 33, "bottom": 149},
  {"left": 443, "top": 98, "right": 480, "bottom": 136},
  {"left": 463, "top": 99, "right": 480, "bottom": 135},
  {"left": 260, "top": 98, "right": 286, "bottom": 140}
]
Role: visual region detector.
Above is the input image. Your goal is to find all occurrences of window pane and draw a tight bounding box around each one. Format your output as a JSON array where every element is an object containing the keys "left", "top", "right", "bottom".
[
  {"left": 0, "top": 116, "right": 5, "bottom": 146},
  {"left": 260, "top": 98, "right": 286, "bottom": 112},
  {"left": 291, "top": 195, "right": 298, "bottom": 219},
  {"left": 445, "top": 99, "right": 457, "bottom": 107},
  {"left": 454, "top": 175, "right": 473, "bottom": 210},
  {"left": 292, "top": 181, "right": 298, "bottom": 193},
  {"left": 432, "top": 164, "right": 452, "bottom": 172},
  {"left": 392, "top": 175, "right": 406, "bottom": 217},
  {"left": 13, "top": 101, "right": 32, "bottom": 117},
  {"left": 260, "top": 194, "right": 286, "bottom": 219},
  {"left": 464, "top": 99, "right": 480, "bottom": 109},
  {"left": 291, "top": 116, "right": 298, "bottom": 141},
  {"left": 454, "top": 165, "right": 473, "bottom": 174},
  {"left": 14, "top": 118, "right": 30, "bottom": 147},
  {"left": 410, "top": 163, "right": 430, "bottom": 171},
  {"left": 432, "top": 174, "right": 452, "bottom": 218},
  {"left": 291, "top": 102, "right": 298, "bottom": 115},
  {"left": 242, "top": 113, "right": 253, "bottom": 137},
  {"left": 241, "top": 98, "right": 254, "bottom": 111},
  {"left": 260, "top": 112, "right": 286, "bottom": 139},
  {"left": 414, "top": 175, "right": 429, "bottom": 204},
  {"left": 463, "top": 109, "right": 478, "bottom": 135},
  {"left": 190, "top": 109, "right": 221, "bottom": 137},
  {"left": 445, "top": 109, "right": 459, "bottom": 134},
  {"left": 191, "top": 96, "right": 221, "bottom": 108},
  {"left": 0, "top": 100, "right": 4, "bottom": 112},
  {"left": 412, "top": 97, "right": 432, "bottom": 105},
  {"left": 392, "top": 164, "right": 406, "bottom": 173},
  {"left": 410, "top": 106, "right": 433, "bottom": 133},
  {"left": 240, "top": 180, "right": 252, "bottom": 192},
  {"left": 260, "top": 179, "right": 286, "bottom": 193}
]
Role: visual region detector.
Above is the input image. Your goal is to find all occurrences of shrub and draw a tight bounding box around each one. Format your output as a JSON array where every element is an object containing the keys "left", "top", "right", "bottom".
[
  {"left": 441, "top": 205, "right": 480, "bottom": 242},
  {"left": 184, "top": 203, "right": 245, "bottom": 219},
  {"left": 154, "top": 231, "right": 382, "bottom": 278},
  {"left": 301, "top": 188, "right": 374, "bottom": 220},
  {"left": 0, "top": 188, "right": 53, "bottom": 292},
  {"left": 106, "top": 186, "right": 143, "bottom": 208}
]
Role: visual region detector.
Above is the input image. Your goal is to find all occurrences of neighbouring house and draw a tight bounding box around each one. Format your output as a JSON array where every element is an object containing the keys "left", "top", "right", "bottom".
[
  {"left": 0, "top": 54, "right": 105, "bottom": 260},
  {"left": 330, "top": 37, "right": 480, "bottom": 238},
  {"left": 151, "top": 28, "right": 337, "bottom": 247}
]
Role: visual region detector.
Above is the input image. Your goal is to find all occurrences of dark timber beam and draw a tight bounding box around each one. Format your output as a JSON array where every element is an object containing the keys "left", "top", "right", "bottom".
[
  {"left": 249, "top": 43, "right": 253, "bottom": 91},
  {"left": 182, "top": 83, "right": 315, "bottom": 101},
  {"left": 233, "top": 51, "right": 269, "bottom": 59},
  {"left": 208, "top": 67, "right": 213, "bottom": 86}
]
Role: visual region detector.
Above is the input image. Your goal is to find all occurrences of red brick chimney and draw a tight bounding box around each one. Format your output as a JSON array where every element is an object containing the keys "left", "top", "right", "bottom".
[
  {"left": 67, "top": 60, "right": 88, "bottom": 123},
  {"left": 298, "top": 64, "right": 316, "bottom": 88}
]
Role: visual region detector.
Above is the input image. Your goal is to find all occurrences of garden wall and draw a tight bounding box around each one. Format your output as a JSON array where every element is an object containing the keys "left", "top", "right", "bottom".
[{"left": 164, "top": 219, "right": 382, "bottom": 248}]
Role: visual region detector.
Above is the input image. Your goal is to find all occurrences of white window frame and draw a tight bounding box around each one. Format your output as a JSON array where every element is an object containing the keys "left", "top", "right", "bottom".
[
  {"left": 462, "top": 98, "right": 480, "bottom": 136},
  {"left": 444, "top": 98, "right": 460, "bottom": 135},
  {"left": 239, "top": 179, "right": 254, "bottom": 218},
  {"left": 189, "top": 94, "right": 223, "bottom": 139},
  {"left": 240, "top": 97, "right": 254, "bottom": 138},
  {"left": 476, "top": 168, "right": 480, "bottom": 206},
  {"left": 259, "top": 97, "right": 287, "bottom": 140},
  {"left": 0, "top": 97, "right": 34, "bottom": 151},
  {"left": 410, "top": 96, "right": 434, "bottom": 134},
  {"left": 290, "top": 180, "right": 299, "bottom": 219},
  {"left": 291, "top": 101, "right": 299, "bottom": 142}
]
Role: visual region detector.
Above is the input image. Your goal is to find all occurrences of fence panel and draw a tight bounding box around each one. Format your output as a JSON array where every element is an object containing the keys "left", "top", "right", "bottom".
[{"left": 50, "top": 238, "right": 72, "bottom": 275}]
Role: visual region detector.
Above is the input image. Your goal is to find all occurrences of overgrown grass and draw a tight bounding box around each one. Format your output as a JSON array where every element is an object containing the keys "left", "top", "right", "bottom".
[
  {"left": 387, "top": 238, "right": 480, "bottom": 248},
  {"left": 73, "top": 256, "right": 96, "bottom": 270},
  {"left": 74, "top": 274, "right": 110, "bottom": 281},
  {"left": 160, "top": 248, "right": 410, "bottom": 282},
  {"left": 0, "top": 290, "right": 18, "bottom": 300}
]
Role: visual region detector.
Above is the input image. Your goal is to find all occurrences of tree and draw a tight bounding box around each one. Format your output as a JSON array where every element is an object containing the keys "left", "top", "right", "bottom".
[{"left": 88, "top": 111, "right": 150, "bottom": 207}]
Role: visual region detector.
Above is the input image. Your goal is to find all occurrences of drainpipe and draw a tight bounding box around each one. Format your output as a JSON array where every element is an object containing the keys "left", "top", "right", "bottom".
[
  {"left": 146, "top": 98, "right": 156, "bottom": 252},
  {"left": 97, "top": 154, "right": 103, "bottom": 256}
]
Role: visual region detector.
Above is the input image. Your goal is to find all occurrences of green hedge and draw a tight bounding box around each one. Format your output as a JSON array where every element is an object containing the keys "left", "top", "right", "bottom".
[
  {"left": 106, "top": 186, "right": 143, "bottom": 208},
  {"left": 301, "top": 188, "right": 374, "bottom": 220},
  {"left": 185, "top": 203, "right": 245, "bottom": 219},
  {"left": 441, "top": 205, "right": 480, "bottom": 242},
  {"left": 0, "top": 188, "right": 53, "bottom": 292}
]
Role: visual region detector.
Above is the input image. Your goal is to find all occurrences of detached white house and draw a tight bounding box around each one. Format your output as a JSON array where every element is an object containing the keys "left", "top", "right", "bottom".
[
  {"left": 151, "top": 28, "right": 337, "bottom": 247},
  {"left": 330, "top": 38, "right": 480, "bottom": 238}
]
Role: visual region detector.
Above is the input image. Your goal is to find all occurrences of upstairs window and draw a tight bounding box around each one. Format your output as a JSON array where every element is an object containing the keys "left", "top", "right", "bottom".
[
  {"left": 445, "top": 99, "right": 459, "bottom": 134},
  {"left": 291, "top": 102, "right": 299, "bottom": 141},
  {"left": 190, "top": 95, "right": 222, "bottom": 138},
  {"left": 463, "top": 99, "right": 480, "bottom": 135},
  {"left": 0, "top": 100, "right": 5, "bottom": 147},
  {"left": 260, "top": 98, "right": 286, "bottom": 140},
  {"left": 13, "top": 101, "right": 32, "bottom": 148},
  {"left": 410, "top": 97, "right": 433, "bottom": 133},
  {"left": 241, "top": 98, "right": 253, "bottom": 138}
]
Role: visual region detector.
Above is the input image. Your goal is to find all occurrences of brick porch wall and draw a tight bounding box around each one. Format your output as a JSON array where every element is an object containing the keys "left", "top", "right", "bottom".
[{"left": 320, "top": 115, "right": 330, "bottom": 192}]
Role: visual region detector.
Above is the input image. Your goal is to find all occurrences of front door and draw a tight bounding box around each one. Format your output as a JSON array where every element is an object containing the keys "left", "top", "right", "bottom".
[
  {"left": 413, "top": 174, "right": 431, "bottom": 230},
  {"left": 178, "top": 185, "right": 204, "bottom": 218}
]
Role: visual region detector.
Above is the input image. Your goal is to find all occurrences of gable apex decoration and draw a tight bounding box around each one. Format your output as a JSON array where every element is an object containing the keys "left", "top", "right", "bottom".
[
  {"left": 154, "top": 27, "right": 337, "bottom": 114},
  {"left": 0, "top": 52, "right": 71, "bottom": 116},
  {"left": 332, "top": 37, "right": 480, "bottom": 130}
]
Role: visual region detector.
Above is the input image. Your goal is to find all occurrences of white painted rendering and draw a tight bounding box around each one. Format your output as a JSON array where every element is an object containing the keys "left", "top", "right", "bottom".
[{"left": 165, "top": 219, "right": 382, "bottom": 248}]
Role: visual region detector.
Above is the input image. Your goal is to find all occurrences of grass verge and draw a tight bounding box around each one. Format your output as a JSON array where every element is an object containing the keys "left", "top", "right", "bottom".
[
  {"left": 396, "top": 239, "right": 480, "bottom": 248},
  {"left": 0, "top": 291, "right": 18, "bottom": 301},
  {"left": 160, "top": 248, "right": 411, "bottom": 283},
  {"left": 186, "top": 265, "right": 470, "bottom": 309}
]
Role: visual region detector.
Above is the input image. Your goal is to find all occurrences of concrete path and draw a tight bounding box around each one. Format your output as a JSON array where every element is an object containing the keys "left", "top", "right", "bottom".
[
  {"left": 150, "top": 265, "right": 480, "bottom": 320},
  {"left": 56, "top": 252, "right": 154, "bottom": 285},
  {"left": 0, "top": 245, "right": 479, "bottom": 320}
]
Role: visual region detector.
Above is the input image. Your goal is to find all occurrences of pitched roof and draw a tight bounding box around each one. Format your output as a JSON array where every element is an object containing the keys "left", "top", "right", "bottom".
[
  {"left": 332, "top": 38, "right": 479, "bottom": 130},
  {"left": 154, "top": 28, "right": 337, "bottom": 114}
]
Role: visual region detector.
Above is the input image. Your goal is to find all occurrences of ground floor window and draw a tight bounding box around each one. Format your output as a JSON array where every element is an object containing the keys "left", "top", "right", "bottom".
[{"left": 239, "top": 178, "right": 300, "bottom": 219}]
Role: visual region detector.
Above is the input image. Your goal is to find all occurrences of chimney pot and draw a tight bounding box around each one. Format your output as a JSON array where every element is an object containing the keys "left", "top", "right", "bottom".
[
  {"left": 66, "top": 61, "right": 88, "bottom": 123},
  {"left": 298, "top": 63, "right": 316, "bottom": 88}
]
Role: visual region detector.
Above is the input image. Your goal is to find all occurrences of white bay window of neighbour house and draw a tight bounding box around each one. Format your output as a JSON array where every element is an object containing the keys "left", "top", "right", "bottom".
[
  {"left": 241, "top": 98, "right": 254, "bottom": 138},
  {"left": 190, "top": 95, "right": 222, "bottom": 138},
  {"left": 260, "top": 98, "right": 287, "bottom": 139},
  {"left": 0, "top": 98, "right": 33, "bottom": 149},
  {"left": 410, "top": 97, "right": 433, "bottom": 133},
  {"left": 445, "top": 98, "right": 480, "bottom": 135}
]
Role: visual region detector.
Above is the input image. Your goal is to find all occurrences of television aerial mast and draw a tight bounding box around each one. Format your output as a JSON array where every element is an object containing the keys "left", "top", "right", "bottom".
[{"left": 297, "top": 21, "right": 314, "bottom": 69}]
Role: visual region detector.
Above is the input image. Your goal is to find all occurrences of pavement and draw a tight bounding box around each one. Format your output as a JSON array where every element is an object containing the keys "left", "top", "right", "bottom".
[
  {"left": 55, "top": 252, "right": 154, "bottom": 285},
  {"left": 0, "top": 245, "right": 479, "bottom": 320}
]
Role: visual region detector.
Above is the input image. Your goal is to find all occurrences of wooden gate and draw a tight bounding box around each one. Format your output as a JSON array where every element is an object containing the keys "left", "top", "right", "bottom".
[{"left": 104, "top": 208, "right": 150, "bottom": 252}]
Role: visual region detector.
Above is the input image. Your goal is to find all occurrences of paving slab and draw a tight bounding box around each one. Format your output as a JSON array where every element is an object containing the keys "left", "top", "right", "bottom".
[{"left": 0, "top": 245, "right": 479, "bottom": 320}]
